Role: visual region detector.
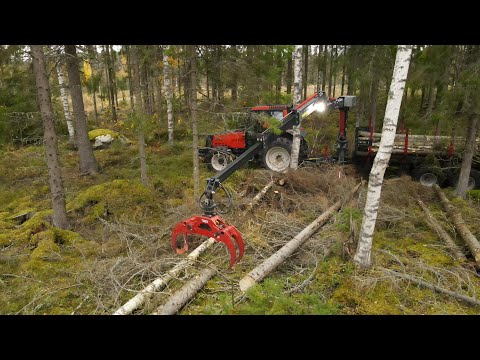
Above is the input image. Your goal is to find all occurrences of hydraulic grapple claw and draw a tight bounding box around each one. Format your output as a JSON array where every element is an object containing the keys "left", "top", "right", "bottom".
[{"left": 172, "top": 215, "right": 244, "bottom": 268}]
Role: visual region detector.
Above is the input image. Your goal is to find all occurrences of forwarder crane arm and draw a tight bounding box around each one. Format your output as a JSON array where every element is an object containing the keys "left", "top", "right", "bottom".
[{"left": 171, "top": 91, "right": 355, "bottom": 268}]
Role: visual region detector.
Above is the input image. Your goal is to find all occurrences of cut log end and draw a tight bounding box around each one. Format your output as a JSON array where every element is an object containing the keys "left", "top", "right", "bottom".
[{"left": 239, "top": 276, "right": 256, "bottom": 293}]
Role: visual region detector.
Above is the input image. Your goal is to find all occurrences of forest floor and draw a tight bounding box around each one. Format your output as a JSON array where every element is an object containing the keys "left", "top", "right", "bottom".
[{"left": 1, "top": 103, "right": 480, "bottom": 315}]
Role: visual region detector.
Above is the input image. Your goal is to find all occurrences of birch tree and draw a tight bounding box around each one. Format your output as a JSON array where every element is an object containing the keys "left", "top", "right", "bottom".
[
  {"left": 31, "top": 45, "right": 69, "bottom": 229},
  {"left": 56, "top": 63, "right": 74, "bottom": 141},
  {"left": 163, "top": 48, "right": 174, "bottom": 145},
  {"left": 354, "top": 45, "right": 413, "bottom": 268},
  {"left": 289, "top": 45, "right": 303, "bottom": 170},
  {"left": 189, "top": 45, "right": 200, "bottom": 199}
]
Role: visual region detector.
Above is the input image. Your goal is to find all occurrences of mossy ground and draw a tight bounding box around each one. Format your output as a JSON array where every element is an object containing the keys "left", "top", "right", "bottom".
[{"left": 1, "top": 102, "right": 480, "bottom": 315}]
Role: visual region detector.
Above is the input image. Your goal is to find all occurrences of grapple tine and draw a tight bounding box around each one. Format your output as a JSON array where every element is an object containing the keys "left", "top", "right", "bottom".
[
  {"left": 224, "top": 226, "right": 245, "bottom": 262},
  {"left": 172, "top": 222, "right": 189, "bottom": 254},
  {"left": 215, "top": 232, "right": 238, "bottom": 268}
]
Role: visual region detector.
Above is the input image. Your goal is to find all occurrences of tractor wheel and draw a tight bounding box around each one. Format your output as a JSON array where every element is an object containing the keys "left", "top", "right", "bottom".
[
  {"left": 209, "top": 151, "right": 232, "bottom": 172},
  {"left": 262, "top": 137, "right": 292, "bottom": 173},
  {"left": 449, "top": 169, "right": 480, "bottom": 191},
  {"left": 411, "top": 166, "right": 445, "bottom": 187}
]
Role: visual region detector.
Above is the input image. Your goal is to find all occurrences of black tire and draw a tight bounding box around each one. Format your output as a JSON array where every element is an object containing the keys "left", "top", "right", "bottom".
[
  {"left": 411, "top": 166, "right": 446, "bottom": 187},
  {"left": 448, "top": 168, "right": 480, "bottom": 190},
  {"left": 262, "top": 137, "right": 292, "bottom": 172}
]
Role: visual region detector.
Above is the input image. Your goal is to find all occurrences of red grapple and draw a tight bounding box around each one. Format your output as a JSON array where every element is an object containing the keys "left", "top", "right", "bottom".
[{"left": 172, "top": 215, "right": 244, "bottom": 268}]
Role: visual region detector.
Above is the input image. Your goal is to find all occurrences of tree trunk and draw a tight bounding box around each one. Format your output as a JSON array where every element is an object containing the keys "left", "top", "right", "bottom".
[
  {"left": 322, "top": 45, "right": 328, "bottom": 92},
  {"left": 354, "top": 45, "right": 413, "bottom": 268},
  {"left": 153, "top": 267, "right": 217, "bottom": 315},
  {"left": 332, "top": 45, "right": 337, "bottom": 97},
  {"left": 303, "top": 45, "right": 308, "bottom": 100},
  {"left": 240, "top": 181, "right": 363, "bottom": 292},
  {"left": 317, "top": 45, "right": 323, "bottom": 91},
  {"left": 341, "top": 46, "right": 346, "bottom": 95},
  {"left": 369, "top": 74, "right": 379, "bottom": 132},
  {"left": 104, "top": 45, "right": 117, "bottom": 121},
  {"left": 420, "top": 84, "right": 426, "bottom": 111},
  {"left": 155, "top": 46, "right": 163, "bottom": 119},
  {"left": 114, "top": 238, "right": 215, "bottom": 315},
  {"left": 189, "top": 45, "right": 200, "bottom": 200},
  {"left": 56, "top": 63, "right": 74, "bottom": 141},
  {"left": 286, "top": 48, "right": 293, "bottom": 95},
  {"left": 31, "top": 45, "right": 69, "bottom": 229},
  {"left": 125, "top": 45, "right": 135, "bottom": 112},
  {"left": 163, "top": 50, "right": 174, "bottom": 145},
  {"left": 455, "top": 116, "right": 479, "bottom": 198},
  {"left": 290, "top": 45, "right": 303, "bottom": 170},
  {"left": 111, "top": 46, "right": 119, "bottom": 108},
  {"left": 328, "top": 45, "right": 334, "bottom": 96},
  {"left": 417, "top": 199, "right": 466, "bottom": 262},
  {"left": 131, "top": 46, "right": 148, "bottom": 187},
  {"left": 86, "top": 45, "right": 98, "bottom": 126},
  {"left": 426, "top": 81, "right": 436, "bottom": 124},
  {"left": 64, "top": 45, "right": 99, "bottom": 175}
]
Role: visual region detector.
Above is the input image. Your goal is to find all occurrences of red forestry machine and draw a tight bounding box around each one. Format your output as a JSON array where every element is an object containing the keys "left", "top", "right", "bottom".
[{"left": 171, "top": 92, "right": 357, "bottom": 268}]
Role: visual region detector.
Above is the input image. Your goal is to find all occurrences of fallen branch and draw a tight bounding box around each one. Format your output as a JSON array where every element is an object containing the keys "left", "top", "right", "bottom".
[
  {"left": 417, "top": 199, "right": 466, "bottom": 262},
  {"left": 152, "top": 267, "right": 217, "bottom": 315},
  {"left": 246, "top": 180, "right": 274, "bottom": 210},
  {"left": 239, "top": 181, "right": 363, "bottom": 292},
  {"left": 380, "top": 267, "right": 480, "bottom": 307},
  {"left": 433, "top": 185, "right": 480, "bottom": 264},
  {"left": 113, "top": 238, "right": 216, "bottom": 315}
]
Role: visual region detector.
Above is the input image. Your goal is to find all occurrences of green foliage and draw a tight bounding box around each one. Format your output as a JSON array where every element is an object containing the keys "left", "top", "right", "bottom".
[
  {"left": 335, "top": 207, "right": 363, "bottom": 232},
  {"left": 257, "top": 114, "right": 283, "bottom": 135},
  {"left": 467, "top": 190, "right": 480, "bottom": 201}
]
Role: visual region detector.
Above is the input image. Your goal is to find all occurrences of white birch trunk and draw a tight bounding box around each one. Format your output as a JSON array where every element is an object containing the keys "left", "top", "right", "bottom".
[
  {"left": 290, "top": 45, "right": 303, "bottom": 170},
  {"left": 354, "top": 45, "right": 413, "bottom": 268},
  {"left": 163, "top": 50, "right": 174, "bottom": 145},
  {"left": 113, "top": 238, "right": 215, "bottom": 315},
  {"left": 56, "top": 63, "right": 74, "bottom": 140}
]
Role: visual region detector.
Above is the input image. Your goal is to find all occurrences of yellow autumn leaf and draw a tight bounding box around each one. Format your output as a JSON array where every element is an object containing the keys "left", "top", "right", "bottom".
[{"left": 83, "top": 61, "right": 92, "bottom": 80}]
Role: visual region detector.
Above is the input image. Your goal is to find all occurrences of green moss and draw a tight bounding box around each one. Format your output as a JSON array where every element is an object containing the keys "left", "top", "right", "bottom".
[
  {"left": 333, "top": 279, "right": 403, "bottom": 314},
  {"left": 68, "top": 179, "right": 152, "bottom": 223},
  {"left": 88, "top": 129, "right": 120, "bottom": 141},
  {"left": 467, "top": 190, "right": 480, "bottom": 201},
  {"left": 30, "top": 230, "right": 60, "bottom": 261}
]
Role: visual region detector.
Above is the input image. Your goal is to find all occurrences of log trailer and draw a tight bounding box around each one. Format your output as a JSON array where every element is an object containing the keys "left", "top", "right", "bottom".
[
  {"left": 172, "top": 91, "right": 357, "bottom": 267},
  {"left": 353, "top": 124, "right": 480, "bottom": 190}
]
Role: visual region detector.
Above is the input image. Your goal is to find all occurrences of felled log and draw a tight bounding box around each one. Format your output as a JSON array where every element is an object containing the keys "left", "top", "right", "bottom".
[
  {"left": 417, "top": 199, "right": 466, "bottom": 262},
  {"left": 433, "top": 185, "right": 480, "bottom": 265},
  {"left": 113, "top": 238, "right": 215, "bottom": 315},
  {"left": 357, "top": 131, "right": 470, "bottom": 143},
  {"left": 381, "top": 267, "right": 480, "bottom": 307},
  {"left": 239, "top": 181, "right": 363, "bottom": 292},
  {"left": 246, "top": 180, "right": 274, "bottom": 210},
  {"left": 152, "top": 267, "right": 217, "bottom": 315}
]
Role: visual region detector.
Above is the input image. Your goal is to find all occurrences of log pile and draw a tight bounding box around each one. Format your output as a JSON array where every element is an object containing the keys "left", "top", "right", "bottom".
[{"left": 357, "top": 130, "right": 480, "bottom": 156}]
